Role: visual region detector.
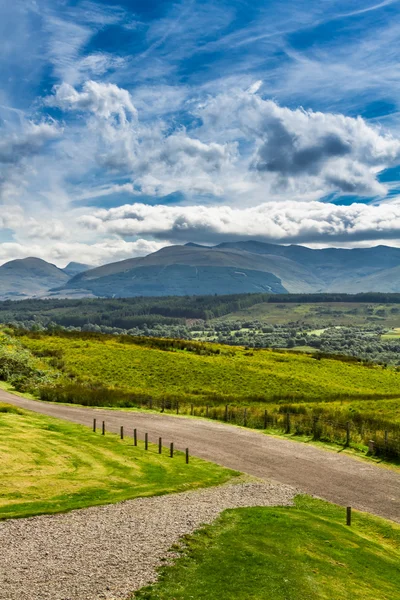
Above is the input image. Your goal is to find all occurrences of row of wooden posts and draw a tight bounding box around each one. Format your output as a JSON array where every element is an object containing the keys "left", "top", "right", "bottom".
[{"left": 92, "top": 418, "right": 190, "bottom": 463}]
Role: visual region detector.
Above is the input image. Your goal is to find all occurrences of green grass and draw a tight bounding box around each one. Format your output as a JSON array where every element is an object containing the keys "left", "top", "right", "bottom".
[
  {"left": 134, "top": 496, "right": 400, "bottom": 600},
  {"left": 17, "top": 332, "right": 400, "bottom": 404},
  {"left": 0, "top": 402, "right": 236, "bottom": 520}
]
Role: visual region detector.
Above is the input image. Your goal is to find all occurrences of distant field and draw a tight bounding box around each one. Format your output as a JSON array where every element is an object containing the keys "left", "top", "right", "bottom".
[
  {"left": 0, "top": 402, "right": 234, "bottom": 519},
  {"left": 16, "top": 332, "right": 400, "bottom": 405},
  {"left": 134, "top": 497, "right": 400, "bottom": 600},
  {"left": 214, "top": 302, "right": 400, "bottom": 327}
]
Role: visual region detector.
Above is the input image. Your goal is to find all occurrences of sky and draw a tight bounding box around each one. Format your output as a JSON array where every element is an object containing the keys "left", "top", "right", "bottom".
[{"left": 2, "top": 0, "right": 400, "bottom": 266}]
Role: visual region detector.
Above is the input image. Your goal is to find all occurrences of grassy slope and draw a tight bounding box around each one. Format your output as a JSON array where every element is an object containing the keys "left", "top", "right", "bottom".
[
  {"left": 134, "top": 496, "right": 400, "bottom": 600},
  {"left": 19, "top": 334, "right": 400, "bottom": 403},
  {"left": 0, "top": 403, "right": 235, "bottom": 520}
]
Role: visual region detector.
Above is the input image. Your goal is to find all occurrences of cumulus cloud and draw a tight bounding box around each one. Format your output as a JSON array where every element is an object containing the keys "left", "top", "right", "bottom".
[
  {"left": 45, "top": 80, "right": 137, "bottom": 121},
  {"left": 197, "top": 89, "right": 400, "bottom": 196},
  {"left": 79, "top": 199, "right": 400, "bottom": 245},
  {"left": 0, "top": 120, "right": 61, "bottom": 202},
  {"left": 43, "top": 80, "right": 400, "bottom": 201},
  {"left": 0, "top": 121, "right": 60, "bottom": 165}
]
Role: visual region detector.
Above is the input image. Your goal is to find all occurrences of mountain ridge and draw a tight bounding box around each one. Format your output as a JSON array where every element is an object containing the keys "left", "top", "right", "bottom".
[{"left": 2, "top": 242, "right": 400, "bottom": 299}]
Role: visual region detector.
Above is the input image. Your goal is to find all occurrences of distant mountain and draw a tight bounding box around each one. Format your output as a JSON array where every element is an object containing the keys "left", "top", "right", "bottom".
[
  {"left": 3, "top": 242, "right": 400, "bottom": 299},
  {"left": 0, "top": 258, "right": 69, "bottom": 299},
  {"left": 63, "top": 245, "right": 288, "bottom": 296},
  {"left": 62, "top": 242, "right": 400, "bottom": 297},
  {"left": 63, "top": 262, "right": 91, "bottom": 277}
]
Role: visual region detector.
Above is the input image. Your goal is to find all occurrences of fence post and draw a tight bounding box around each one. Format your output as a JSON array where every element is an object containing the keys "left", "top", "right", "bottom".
[
  {"left": 264, "top": 410, "right": 268, "bottom": 430},
  {"left": 186, "top": 448, "right": 189, "bottom": 464},
  {"left": 161, "top": 400, "right": 165, "bottom": 413},
  {"left": 346, "top": 422, "right": 350, "bottom": 447},
  {"left": 385, "top": 430, "right": 388, "bottom": 453},
  {"left": 346, "top": 506, "right": 352, "bottom": 526},
  {"left": 158, "top": 437, "right": 162, "bottom": 454},
  {"left": 225, "top": 404, "right": 229, "bottom": 422},
  {"left": 134, "top": 428, "right": 137, "bottom": 446},
  {"left": 176, "top": 402, "right": 179, "bottom": 415},
  {"left": 312, "top": 416, "right": 318, "bottom": 439},
  {"left": 120, "top": 426, "right": 124, "bottom": 440},
  {"left": 285, "top": 412, "right": 291, "bottom": 434},
  {"left": 243, "top": 408, "right": 247, "bottom": 427},
  {"left": 145, "top": 433, "right": 148, "bottom": 450},
  {"left": 170, "top": 442, "right": 174, "bottom": 458},
  {"left": 93, "top": 418, "right": 96, "bottom": 433}
]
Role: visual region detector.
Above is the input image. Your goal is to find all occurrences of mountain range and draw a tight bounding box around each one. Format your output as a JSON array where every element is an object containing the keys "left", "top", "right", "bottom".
[{"left": 1, "top": 242, "right": 400, "bottom": 299}]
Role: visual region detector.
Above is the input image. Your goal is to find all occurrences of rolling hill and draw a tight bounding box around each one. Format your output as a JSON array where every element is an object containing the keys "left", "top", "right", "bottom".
[{"left": 0, "top": 258, "right": 69, "bottom": 299}]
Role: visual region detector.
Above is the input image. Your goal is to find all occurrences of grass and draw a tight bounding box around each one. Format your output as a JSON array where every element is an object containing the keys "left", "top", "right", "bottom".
[
  {"left": 0, "top": 402, "right": 236, "bottom": 520},
  {"left": 134, "top": 496, "right": 400, "bottom": 600},
  {"left": 17, "top": 332, "right": 400, "bottom": 404}
]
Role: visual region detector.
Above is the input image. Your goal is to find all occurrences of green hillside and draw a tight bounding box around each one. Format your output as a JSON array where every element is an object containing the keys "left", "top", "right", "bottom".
[{"left": 15, "top": 331, "right": 400, "bottom": 404}]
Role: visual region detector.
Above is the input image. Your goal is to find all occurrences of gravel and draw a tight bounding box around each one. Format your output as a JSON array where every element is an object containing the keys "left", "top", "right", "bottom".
[{"left": 0, "top": 482, "right": 296, "bottom": 600}]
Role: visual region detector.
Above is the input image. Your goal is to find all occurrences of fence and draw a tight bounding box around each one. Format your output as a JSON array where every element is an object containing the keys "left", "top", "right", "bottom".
[{"left": 120, "top": 396, "right": 400, "bottom": 460}]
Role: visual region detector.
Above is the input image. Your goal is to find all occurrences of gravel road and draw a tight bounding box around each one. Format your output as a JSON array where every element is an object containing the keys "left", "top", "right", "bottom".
[
  {"left": 0, "top": 482, "right": 295, "bottom": 600},
  {"left": 2, "top": 391, "right": 400, "bottom": 523}
]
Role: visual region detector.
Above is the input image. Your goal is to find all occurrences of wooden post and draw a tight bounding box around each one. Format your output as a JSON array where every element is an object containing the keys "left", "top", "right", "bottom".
[
  {"left": 368, "top": 439, "right": 375, "bottom": 454},
  {"left": 134, "top": 428, "right": 137, "bottom": 446},
  {"left": 158, "top": 437, "right": 162, "bottom": 454},
  {"left": 176, "top": 402, "right": 179, "bottom": 415},
  {"left": 145, "top": 433, "right": 148, "bottom": 450},
  {"left": 120, "top": 426, "right": 124, "bottom": 440},
  {"left": 243, "top": 408, "right": 247, "bottom": 427},
  {"left": 264, "top": 409, "right": 268, "bottom": 429},
  {"left": 191, "top": 404, "right": 194, "bottom": 416},
  {"left": 102, "top": 421, "right": 105, "bottom": 435},
  {"left": 161, "top": 400, "right": 165, "bottom": 413},
  {"left": 170, "top": 442, "right": 174, "bottom": 458},
  {"left": 93, "top": 418, "right": 96, "bottom": 433},
  {"left": 225, "top": 404, "right": 228, "bottom": 422},
  {"left": 206, "top": 405, "right": 209, "bottom": 418},
  {"left": 312, "top": 416, "right": 318, "bottom": 439},
  {"left": 186, "top": 448, "right": 189, "bottom": 464},
  {"left": 346, "top": 506, "right": 352, "bottom": 526},
  {"left": 286, "top": 412, "right": 291, "bottom": 434},
  {"left": 346, "top": 422, "right": 350, "bottom": 447}
]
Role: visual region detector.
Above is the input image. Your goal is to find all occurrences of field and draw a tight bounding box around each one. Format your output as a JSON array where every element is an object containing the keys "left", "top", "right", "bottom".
[
  {"left": 134, "top": 496, "right": 400, "bottom": 600},
  {"left": 213, "top": 302, "right": 400, "bottom": 327},
  {"left": 15, "top": 331, "right": 400, "bottom": 404},
  {"left": 0, "top": 402, "right": 235, "bottom": 520},
  {"left": 3, "top": 329, "right": 400, "bottom": 458}
]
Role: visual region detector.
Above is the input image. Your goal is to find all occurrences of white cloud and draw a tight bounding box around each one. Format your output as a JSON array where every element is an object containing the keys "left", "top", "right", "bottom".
[
  {"left": 46, "top": 80, "right": 137, "bottom": 121},
  {"left": 79, "top": 198, "right": 400, "bottom": 245}
]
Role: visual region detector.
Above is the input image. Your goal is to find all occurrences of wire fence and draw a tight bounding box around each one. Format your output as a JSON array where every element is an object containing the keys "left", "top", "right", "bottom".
[{"left": 131, "top": 397, "right": 400, "bottom": 460}]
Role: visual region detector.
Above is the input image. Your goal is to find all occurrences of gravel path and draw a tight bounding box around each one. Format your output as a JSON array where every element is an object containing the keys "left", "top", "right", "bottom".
[
  {"left": 2, "top": 392, "right": 400, "bottom": 523},
  {"left": 0, "top": 482, "right": 295, "bottom": 600}
]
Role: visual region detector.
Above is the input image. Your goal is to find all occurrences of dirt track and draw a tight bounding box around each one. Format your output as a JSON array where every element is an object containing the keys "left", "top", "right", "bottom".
[{"left": 2, "top": 389, "right": 399, "bottom": 523}]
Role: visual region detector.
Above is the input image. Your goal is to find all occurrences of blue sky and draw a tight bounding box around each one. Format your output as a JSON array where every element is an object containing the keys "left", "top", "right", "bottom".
[{"left": 1, "top": 0, "right": 400, "bottom": 265}]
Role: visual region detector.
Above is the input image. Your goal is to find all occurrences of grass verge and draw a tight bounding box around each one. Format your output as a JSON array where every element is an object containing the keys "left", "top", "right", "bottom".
[
  {"left": 134, "top": 496, "right": 400, "bottom": 600},
  {"left": 0, "top": 402, "right": 237, "bottom": 520}
]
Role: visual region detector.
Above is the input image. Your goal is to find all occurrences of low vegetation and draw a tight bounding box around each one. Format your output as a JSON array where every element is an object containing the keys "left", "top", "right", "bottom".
[
  {"left": 2, "top": 328, "right": 399, "bottom": 458},
  {"left": 0, "top": 402, "right": 235, "bottom": 520},
  {"left": 134, "top": 496, "right": 400, "bottom": 600}
]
